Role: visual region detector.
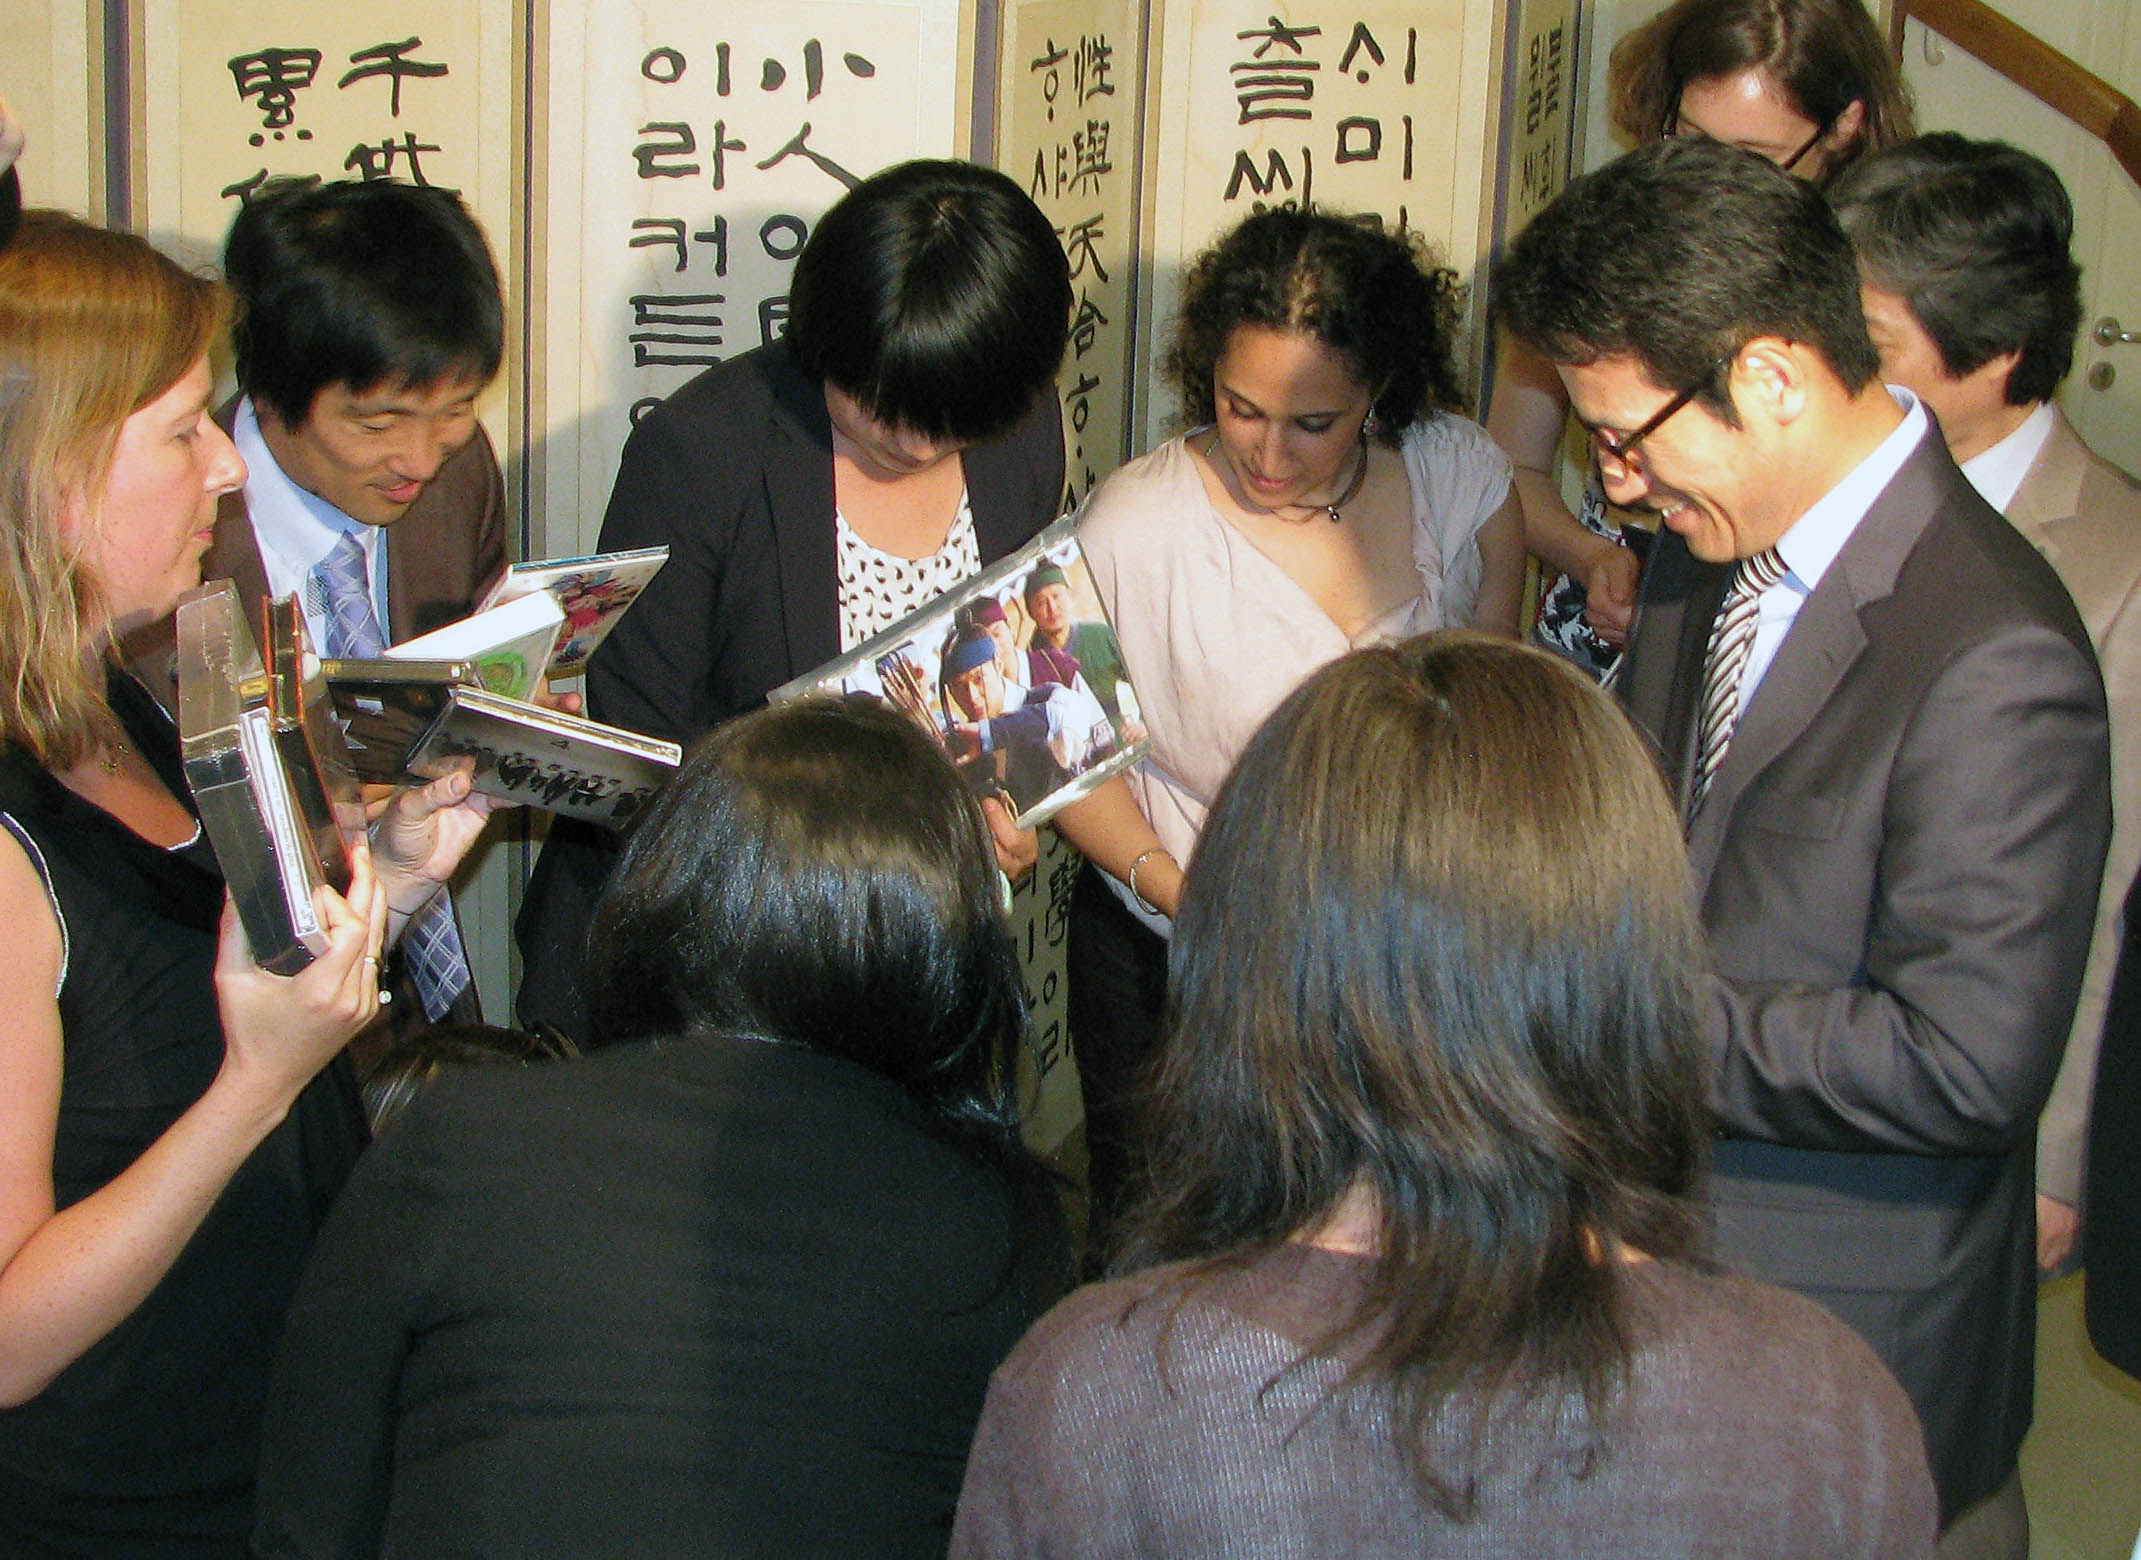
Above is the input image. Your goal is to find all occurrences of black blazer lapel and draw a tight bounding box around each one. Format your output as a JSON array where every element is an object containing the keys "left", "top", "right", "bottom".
[
  {"left": 762, "top": 352, "right": 841, "bottom": 683},
  {"left": 966, "top": 389, "right": 1065, "bottom": 561}
]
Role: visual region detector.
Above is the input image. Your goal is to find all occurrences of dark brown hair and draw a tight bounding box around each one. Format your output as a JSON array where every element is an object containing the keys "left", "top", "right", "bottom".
[
  {"left": 1831, "top": 133, "right": 2083, "bottom": 406},
  {"left": 1163, "top": 207, "right": 1468, "bottom": 443},
  {"left": 585, "top": 693, "right": 1066, "bottom": 1297},
  {"left": 1609, "top": 0, "right": 1914, "bottom": 183},
  {"left": 1492, "top": 138, "right": 1882, "bottom": 419},
  {"left": 1121, "top": 635, "right": 1711, "bottom": 1513},
  {"left": 585, "top": 695, "right": 1028, "bottom": 1148}
]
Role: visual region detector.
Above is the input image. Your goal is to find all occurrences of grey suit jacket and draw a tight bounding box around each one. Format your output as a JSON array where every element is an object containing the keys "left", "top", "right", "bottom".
[
  {"left": 1617, "top": 425, "right": 2109, "bottom": 1522},
  {"left": 2006, "top": 411, "right": 2141, "bottom": 1207}
]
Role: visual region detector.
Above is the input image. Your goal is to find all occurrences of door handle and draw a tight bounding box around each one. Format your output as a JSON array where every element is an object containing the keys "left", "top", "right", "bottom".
[{"left": 2094, "top": 316, "right": 2141, "bottom": 347}]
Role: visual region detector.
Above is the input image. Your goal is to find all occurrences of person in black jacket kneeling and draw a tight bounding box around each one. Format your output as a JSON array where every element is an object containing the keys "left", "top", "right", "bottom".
[{"left": 255, "top": 695, "right": 1070, "bottom": 1559}]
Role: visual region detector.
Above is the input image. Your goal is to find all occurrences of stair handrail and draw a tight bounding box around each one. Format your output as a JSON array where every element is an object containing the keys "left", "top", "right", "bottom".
[{"left": 1892, "top": 0, "right": 2141, "bottom": 192}]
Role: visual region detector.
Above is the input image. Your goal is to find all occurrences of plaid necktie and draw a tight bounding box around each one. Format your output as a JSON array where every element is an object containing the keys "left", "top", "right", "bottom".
[
  {"left": 1693, "top": 546, "right": 1788, "bottom": 813},
  {"left": 311, "top": 532, "right": 471, "bottom": 1020}
]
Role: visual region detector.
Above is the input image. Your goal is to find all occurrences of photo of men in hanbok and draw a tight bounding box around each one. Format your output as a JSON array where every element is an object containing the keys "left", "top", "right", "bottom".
[
  {"left": 1019, "top": 561, "right": 1133, "bottom": 722},
  {"left": 937, "top": 623, "right": 1113, "bottom": 821}
]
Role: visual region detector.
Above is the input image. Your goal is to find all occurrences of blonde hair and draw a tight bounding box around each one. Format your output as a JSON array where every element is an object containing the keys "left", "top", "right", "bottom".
[{"left": 0, "top": 211, "right": 225, "bottom": 765}]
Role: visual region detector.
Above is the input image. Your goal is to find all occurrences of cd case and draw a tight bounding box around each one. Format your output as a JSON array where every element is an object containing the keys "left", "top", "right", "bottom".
[
  {"left": 475, "top": 544, "right": 670, "bottom": 674},
  {"left": 176, "top": 583, "right": 362, "bottom": 974},
  {"left": 322, "top": 661, "right": 681, "bottom": 828},
  {"left": 386, "top": 591, "right": 565, "bottom": 702},
  {"left": 769, "top": 517, "right": 1146, "bottom": 829}
]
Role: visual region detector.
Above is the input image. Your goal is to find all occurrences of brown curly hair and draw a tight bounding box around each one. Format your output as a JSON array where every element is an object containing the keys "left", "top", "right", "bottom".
[{"left": 1163, "top": 208, "right": 1468, "bottom": 446}]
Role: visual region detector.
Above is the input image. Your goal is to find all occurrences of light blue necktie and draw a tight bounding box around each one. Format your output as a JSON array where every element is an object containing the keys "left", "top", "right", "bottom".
[{"left": 312, "top": 532, "right": 472, "bottom": 1020}]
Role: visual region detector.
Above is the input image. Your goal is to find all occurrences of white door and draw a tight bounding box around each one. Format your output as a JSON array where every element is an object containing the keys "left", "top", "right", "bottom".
[{"left": 1901, "top": 0, "right": 2141, "bottom": 477}]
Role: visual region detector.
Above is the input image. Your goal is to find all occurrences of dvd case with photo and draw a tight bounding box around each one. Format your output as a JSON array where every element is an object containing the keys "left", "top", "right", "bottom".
[
  {"left": 476, "top": 544, "right": 670, "bottom": 673},
  {"left": 399, "top": 689, "right": 681, "bottom": 828},
  {"left": 770, "top": 517, "right": 1147, "bottom": 829},
  {"left": 320, "top": 660, "right": 681, "bottom": 827}
]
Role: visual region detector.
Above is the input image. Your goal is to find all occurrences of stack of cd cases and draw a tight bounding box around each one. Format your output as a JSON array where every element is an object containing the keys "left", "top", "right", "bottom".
[{"left": 176, "top": 582, "right": 362, "bottom": 974}]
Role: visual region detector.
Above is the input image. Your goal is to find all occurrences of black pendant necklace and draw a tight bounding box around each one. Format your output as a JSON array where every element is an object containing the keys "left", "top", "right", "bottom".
[
  {"left": 1300, "top": 435, "right": 1371, "bottom": 524},
  {"left": 1210, "top": 431, "right": 1371, "bottom": 524}
]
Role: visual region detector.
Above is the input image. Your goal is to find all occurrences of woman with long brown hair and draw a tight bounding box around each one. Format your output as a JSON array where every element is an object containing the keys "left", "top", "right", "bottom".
[{"left": 956, "top": 636, "right": 1935, "bottom": 1556}]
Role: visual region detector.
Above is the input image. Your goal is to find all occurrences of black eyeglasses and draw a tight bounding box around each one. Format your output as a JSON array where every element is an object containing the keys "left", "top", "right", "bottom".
[
  {"left": 1775, "top": 116, "right": 1835, "bottom": 173},
  {"left": 1663, "top": 103, "right": 1835, "bottom": 174},
  {"left": 1589, "top": 354, "right": 1736, "bottom": 467}
]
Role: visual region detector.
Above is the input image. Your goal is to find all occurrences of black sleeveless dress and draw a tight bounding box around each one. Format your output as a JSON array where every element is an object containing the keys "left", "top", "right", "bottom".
[{"left": 0, "top": 671, "right": 366, "bottom": 1557}]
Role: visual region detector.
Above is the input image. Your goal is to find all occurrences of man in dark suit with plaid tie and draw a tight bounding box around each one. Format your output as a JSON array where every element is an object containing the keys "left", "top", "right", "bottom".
[{"left": 1494, "top": 138, "right": 2109, "bottom": 1559}]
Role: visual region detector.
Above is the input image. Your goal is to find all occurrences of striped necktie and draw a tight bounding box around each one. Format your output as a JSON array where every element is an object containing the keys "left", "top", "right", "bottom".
[
  {"left": 310, "top": 532, "right": 472, "bottom": 1020},
  {"left": 313, "top": 531, "right": 385, "bottom": 658},
  {"left": 1692, "top": 546, "right": 1788, "bottom": 813}
]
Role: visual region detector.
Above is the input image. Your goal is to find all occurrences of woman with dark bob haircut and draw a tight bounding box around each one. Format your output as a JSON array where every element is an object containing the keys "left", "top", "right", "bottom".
[
  {"left": 785, "top": 160, "right": 1073, "bottom": 447},
  {"left": 517, "top": 158, "right": 1073, "bottom": 1038},
  {"left": 1054, "top": 209, "right": 1522, "bottom": 1261},
  {"left": 256, "top": 696, "right": 1071, "bottom": 1558},
  {"left": 958, "top": 636, "right": 1937, "bottom": 1557}
]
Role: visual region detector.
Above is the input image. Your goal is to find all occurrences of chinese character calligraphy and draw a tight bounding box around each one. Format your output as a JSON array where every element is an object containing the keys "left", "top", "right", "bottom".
[
  {"left": 222, "top": 35, "right": 457, "bottom": 200},
  {"left": 1015, "top": 12, "right": 1138, "bottom": 513}
]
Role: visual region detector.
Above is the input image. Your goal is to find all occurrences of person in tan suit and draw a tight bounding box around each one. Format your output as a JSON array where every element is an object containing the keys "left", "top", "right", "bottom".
[
  {"left": 1832, "top": 134, "right": 2141, "bottom": 1275},
  {"left": 1494, "top": 138, "right": 2109, "bottom": 1558}
]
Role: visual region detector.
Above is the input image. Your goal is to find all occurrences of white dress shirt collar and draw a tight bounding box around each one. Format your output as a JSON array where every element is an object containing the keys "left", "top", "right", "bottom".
[
  {"left": 232, "top": 396, "right": 387, "bottom": 642},
  {"left": 1772, "top": 386, "right": 1930, "bottom": 598},
  {"left": 1738, "top": 387, "right": 1930, "bottom": 714},
  {"left": 1959, "top": 399, "right": 2059, "bottom": 514}
]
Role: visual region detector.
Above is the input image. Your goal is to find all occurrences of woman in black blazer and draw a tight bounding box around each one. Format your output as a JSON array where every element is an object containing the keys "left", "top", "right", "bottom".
[{"left": 518, "top": 160, "right": 1071, "bottom": 1038}]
